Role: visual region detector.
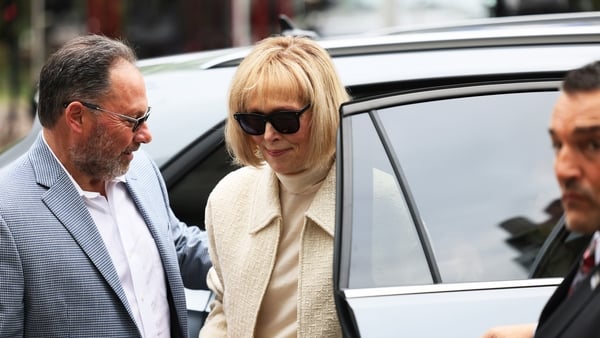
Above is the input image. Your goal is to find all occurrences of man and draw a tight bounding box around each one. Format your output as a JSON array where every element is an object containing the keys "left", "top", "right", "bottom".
[
  {"left": 482, "top": 60, "right": 600, "bottom": 337},
  {"left": 0, "top": 35, "right": 211, "bottom": 337}
]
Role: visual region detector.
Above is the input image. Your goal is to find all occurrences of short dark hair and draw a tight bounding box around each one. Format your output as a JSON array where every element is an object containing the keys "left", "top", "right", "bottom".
[
  {"left": 37, "top": 34, "right": 137, "bottom": 128},
  {"left": 562, "top": 60, "right": 600, "bottom": 94}
]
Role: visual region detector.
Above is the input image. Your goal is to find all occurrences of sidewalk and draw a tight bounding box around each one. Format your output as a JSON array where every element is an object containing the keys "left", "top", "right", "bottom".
[{"left": 0, "top": 98, "right": 34, "bottom": 152}]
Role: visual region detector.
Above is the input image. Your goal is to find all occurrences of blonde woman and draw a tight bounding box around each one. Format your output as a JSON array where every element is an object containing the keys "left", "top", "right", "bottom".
[{"left": 200, "top": 35, "right": 350, "bottom": 337}]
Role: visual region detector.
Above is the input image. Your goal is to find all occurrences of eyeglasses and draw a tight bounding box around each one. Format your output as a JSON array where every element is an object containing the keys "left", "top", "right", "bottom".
[
  {"left": 233, "top": 103, "right": 311, "bottom": 135},
  {"left": 74, "top": 101, "right": 151, "bottom": 132}
]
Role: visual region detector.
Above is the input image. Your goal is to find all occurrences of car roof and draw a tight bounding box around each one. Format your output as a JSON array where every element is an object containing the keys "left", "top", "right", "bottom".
[
  {"left": 4, "top": 12, "right": 600, "bottom": 169},
  {"left": 136, "top": 11, "right": 600, "bottom": 103},
  {"left": 361, "top": 11, "right": 600, "bottom": 35},
  {"left": 137, "top": 11, "right": 600, "bottom": 71}
]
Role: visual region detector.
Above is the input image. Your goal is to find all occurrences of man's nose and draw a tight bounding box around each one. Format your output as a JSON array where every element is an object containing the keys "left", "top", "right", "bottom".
[
  {"left": 555, "top": 145, "right": 581, "bottom": 185},
  {"left": 134, "top": 122, "right": 153, "bottom": 144}
]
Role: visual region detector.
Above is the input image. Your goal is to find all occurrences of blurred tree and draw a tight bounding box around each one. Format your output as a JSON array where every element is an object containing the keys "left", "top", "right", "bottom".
[
  {"left": 1, "top": 0, "right": 21, "bottom": 136},
  {"left": 251, "top": 0, "right": 294, "bottom": 41},
  {"left": 87, "top": 0, "right": 121, "bottom": 38},
  {"left": 182, "top": 0, "right": 231, "bottom": 52},
  {"left": 126, "top": 0, "right": 184, "bottom": 57}
]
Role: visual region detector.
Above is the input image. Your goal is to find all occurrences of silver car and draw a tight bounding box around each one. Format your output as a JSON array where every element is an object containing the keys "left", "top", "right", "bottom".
[{"left": 3, "top": 12, "right": 600, "bottom": 338}]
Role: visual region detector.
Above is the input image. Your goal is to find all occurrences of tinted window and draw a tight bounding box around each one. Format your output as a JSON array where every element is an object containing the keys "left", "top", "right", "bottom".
[
  {"left": 347, "top": 113, "right": 433, "bottom": 288},
  {"left": 345, "top": 90, "right": 563, "bottom": 288},
  {"left": 168, "top": 143, "right": 237, "bottom": 230}
]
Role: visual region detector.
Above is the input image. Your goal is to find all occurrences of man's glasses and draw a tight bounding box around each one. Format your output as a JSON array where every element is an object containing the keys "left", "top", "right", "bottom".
[
  {"left": 71, "top": 101, "right": 151, "bottom": 132},
  {"left": 233, "top": 103, "right": 311, "bottom": 135}
]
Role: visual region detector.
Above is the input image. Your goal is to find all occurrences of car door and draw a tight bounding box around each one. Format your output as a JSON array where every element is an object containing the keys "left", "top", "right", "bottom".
[{"left": 335, "top": 80, "right": 588, "bottom": 337}]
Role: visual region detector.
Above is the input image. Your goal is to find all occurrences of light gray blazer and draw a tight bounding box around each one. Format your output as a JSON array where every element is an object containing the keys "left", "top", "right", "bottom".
[{"left": 0, "top": 133, "right": 211, "bottom": 337}]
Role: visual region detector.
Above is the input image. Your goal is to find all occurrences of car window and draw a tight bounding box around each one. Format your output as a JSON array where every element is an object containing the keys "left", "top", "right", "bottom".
[
  {"left": 167, "top": 142, "right": 237, "bottom": 230},
  {"left": 346, "top": 112, "right": 433, "bottom": 288},
  {"left": 342, "top": 89, "right": 564, "bottom": 288}
]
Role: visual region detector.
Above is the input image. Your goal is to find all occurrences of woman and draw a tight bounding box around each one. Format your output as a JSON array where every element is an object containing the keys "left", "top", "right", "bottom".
[{"left": 199, "top": 35, "right": 350, "bottom": 337}]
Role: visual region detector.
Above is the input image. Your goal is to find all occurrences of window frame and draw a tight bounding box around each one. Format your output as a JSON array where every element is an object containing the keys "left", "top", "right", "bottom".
[{"left": 334, "top": 80, "right": 582, "bottom": 337}]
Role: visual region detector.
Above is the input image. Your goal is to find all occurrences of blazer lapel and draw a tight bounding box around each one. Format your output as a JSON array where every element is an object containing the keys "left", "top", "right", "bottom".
[
  {"left": 305, "top": 164, "right": 336, "bottom": 237},
  {"left": 537, "top": 262, "right": 600, "bottom": 336},
  {"left": 30, "top": 135, "right": 135, "bottom": 322},
  {"left": 240, "top": 167, "right": 281, "bottom": 331},
  {"left": 561, "top": 264, "right": 600, "bottom": 313},
  {"left": 125, "top": 162, "right": 187, "bottom": 333},
  {"left": 247, "top": 166, "right": 281, "bottom": 234},
  {"left": 246, "top": 163, "right": 336, "bottom": 235},
  {"left": 237, "top": 164, "right": 337, "bottom": 332}
]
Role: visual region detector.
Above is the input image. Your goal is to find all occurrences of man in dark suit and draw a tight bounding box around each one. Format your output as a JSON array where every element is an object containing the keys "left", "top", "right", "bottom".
[
  {"left": 481, "top": 60, "right": 600, "bottom": 338},
  {"left": 0, "top": 34, "right": 211, "bottom": 337}
]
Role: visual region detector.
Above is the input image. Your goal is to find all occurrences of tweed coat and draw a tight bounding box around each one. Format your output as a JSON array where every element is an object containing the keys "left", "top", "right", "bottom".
[
  {"left": 534, "top": 237, "right": 600, "bottom": 338},
  {"left": 200, "top": 163, "right": 341, "bottom": 337},
  {"left": 0, "top": 133, "right": 211, "bottom": 337}
]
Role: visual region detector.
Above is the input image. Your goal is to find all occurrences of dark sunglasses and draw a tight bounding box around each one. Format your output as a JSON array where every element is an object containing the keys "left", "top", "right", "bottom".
[{"left": 233, "top": 103, "right": 311, "bottom": 135}]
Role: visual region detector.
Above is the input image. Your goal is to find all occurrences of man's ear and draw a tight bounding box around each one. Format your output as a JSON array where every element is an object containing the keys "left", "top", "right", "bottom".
[{"left": 64, "top": 102, "right": 84, "bottom": 132}]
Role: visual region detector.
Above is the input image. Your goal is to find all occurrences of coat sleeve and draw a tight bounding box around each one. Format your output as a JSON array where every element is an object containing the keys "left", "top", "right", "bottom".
[
  {"left": 199, "top": 197, "right": 228, "bottom": 337},
  {"left": 144, "top": 151, "right": 212, "bottom": 290},
  {"left": 199, "top": 267, "right": 228, "bottom": 337},
  {"left": 170, "top": 209, "right": 212, "bottom": 290},
  {"left": 0, "top": 214, "right": 25, "bottom": 336}
]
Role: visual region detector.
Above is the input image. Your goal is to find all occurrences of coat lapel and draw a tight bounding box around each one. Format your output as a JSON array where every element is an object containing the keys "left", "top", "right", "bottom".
[
  {"left": 234, "top": 167, "right": 281, "bottom": 331},
  {"left": 247, "top": 164, "right": 336, "bottom": 236},
  {"left": 237, "top": 164, "right": 337, "bottom": 334},
  {"left": 30, "top": 135, "right": 134, "bottom": 321},
  {"left": 247, "top": 166, "right": 281, "bottom": 234},
  {"left": 305, "top": 164, "right": 336, "bottom": 237},
  {"left": 125, "top": 160, "right": 187, "bottom": 334},
  {"left": 536, "top": 262, "right": 600, "bottom": 337},
  {"left": 126, "top": 158, "right": 187, "bottom": 331}
]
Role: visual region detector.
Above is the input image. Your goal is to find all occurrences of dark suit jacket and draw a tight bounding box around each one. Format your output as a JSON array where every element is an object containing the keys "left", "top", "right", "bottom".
[
  {"left": 0, "top": 134, "right": 211, "bottom": 337},
  {"left": 535, "top": 245, "right": 600, "bottom": 338}
]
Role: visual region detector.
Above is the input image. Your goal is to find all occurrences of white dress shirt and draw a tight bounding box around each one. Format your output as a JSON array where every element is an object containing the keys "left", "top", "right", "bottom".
[
  {"left": 43, "top": 136, "right": 171, "bottom": 337},
  {"left": 82, "top": 179, "right": 170, "bottom": 338}
]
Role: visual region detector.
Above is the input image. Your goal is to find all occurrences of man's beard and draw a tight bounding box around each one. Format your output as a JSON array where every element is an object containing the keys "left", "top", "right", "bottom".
[{"left": 70, "top": 127, "right": 131, "bottom": 181}]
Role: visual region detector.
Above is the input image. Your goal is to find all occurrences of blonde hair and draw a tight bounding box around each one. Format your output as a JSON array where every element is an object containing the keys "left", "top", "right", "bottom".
[{"left": 225, "top": 35, "right": 350, "bottom": 168}]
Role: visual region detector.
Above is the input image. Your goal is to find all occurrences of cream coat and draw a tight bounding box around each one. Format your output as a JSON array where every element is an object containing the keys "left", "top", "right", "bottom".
[{"left": 200, "top": 164, "right": 341, "bottom": 338}]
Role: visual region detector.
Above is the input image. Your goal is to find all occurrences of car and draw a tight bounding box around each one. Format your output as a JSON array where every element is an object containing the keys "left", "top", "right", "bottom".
[{"left": 4, "top": 11, "right": 600, "bottom": 338}]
